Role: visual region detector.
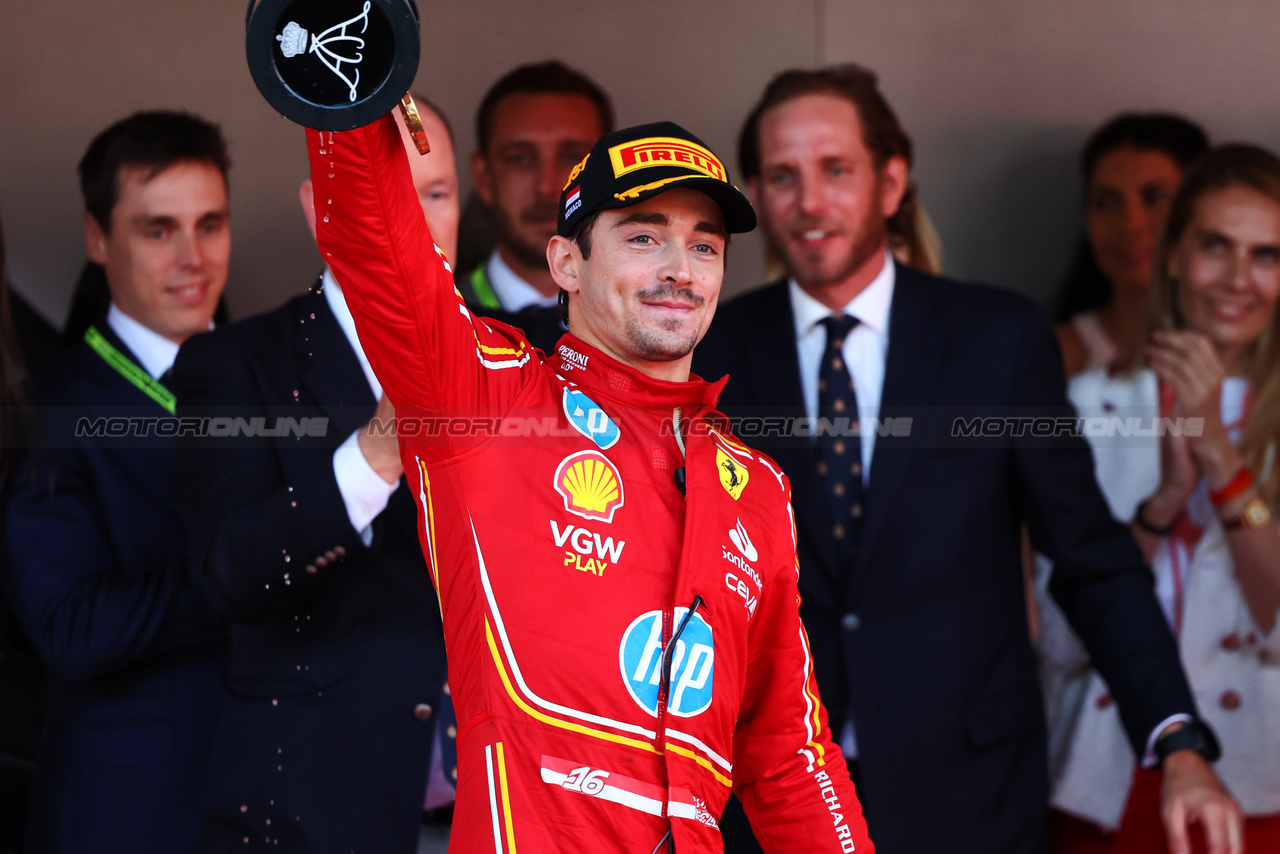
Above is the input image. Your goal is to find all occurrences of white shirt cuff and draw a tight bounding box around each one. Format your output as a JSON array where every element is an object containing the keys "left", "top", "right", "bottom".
[
  {"left": 840, "top": 718, "right": 858, "bottom": 759},
  {"left": 332, "top": 429, "right": 398, "bottom": 544},
  {"left": 1142, "top": 713, "right": 1195, "bottom": 768}
]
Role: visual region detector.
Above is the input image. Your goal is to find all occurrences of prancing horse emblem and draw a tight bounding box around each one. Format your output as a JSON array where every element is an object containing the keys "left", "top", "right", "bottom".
[{"left": 716, "top": 447, "right": 749, "bottom": 500}]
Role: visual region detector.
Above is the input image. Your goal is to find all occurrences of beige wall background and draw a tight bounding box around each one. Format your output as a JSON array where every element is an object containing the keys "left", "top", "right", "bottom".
[{"left": 4, "top": 0, "right": 1280, "bottom": 329}]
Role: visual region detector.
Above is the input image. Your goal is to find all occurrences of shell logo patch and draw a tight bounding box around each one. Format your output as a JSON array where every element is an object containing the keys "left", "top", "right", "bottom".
[
  {"left": 716, "top": 447, "right": 749, "bottom": 500},
  {"left": 555, "top": 450, "right": 625, "bottom": 523}
]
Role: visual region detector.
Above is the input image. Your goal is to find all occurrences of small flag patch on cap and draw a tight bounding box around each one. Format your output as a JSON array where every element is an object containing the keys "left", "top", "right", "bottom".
[{"left": 564, "top": 185, "right": 583, "bottom": 220}]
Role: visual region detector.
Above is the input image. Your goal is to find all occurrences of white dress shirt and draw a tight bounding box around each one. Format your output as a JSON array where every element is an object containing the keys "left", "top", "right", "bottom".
[
  {"left": 486, "top": 248, "right": 558, "bottom": 312},
  {"left": 788, "top": 251, "right": 894, "bottom": 757},
  {"left": 792, "top": 256, "right": 1188, "bottom": 764},
  {"left": 323, "top": 270, "right": 398, "bottom": 542},
  {"left": 788, "top": 249, "right": 894, "bottom": 488},
  {"left": 106, "top": 303, "right": 182, "bottom": 380}
]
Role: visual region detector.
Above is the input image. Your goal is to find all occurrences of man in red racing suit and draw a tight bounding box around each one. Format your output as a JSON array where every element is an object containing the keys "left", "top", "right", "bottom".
[{"left": 304, "top": 113, "right": 872, "bottom": 853}]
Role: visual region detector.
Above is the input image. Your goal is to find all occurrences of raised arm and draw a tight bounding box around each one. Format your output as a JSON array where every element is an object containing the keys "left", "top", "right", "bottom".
[{"left": 306, "top": 117, "right": 533, "bottom": 420}]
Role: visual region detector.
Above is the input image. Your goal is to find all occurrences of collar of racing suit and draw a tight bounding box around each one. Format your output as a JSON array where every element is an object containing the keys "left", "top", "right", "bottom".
[{"left": 546, "top": 334, "right": 728, "bottom": 417}]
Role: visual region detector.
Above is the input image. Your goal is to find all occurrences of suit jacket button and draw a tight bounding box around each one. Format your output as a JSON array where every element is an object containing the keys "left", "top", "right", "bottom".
[
  {"left": 413, "top": 703, "right": 433, "bottom": 721},
  {"left": 841, "top": 613, "right": 861, "bottom": 632},
  {"left": 1221, "top": 634, "right": 1242, "bottom": 651},
  {"left": 1220, "top": 690, "right": 1242, "bottom": 711},
  {"left": 1095, "top": 692, "right": 1112, "bottom": 709},
  {"left": 446, "top": 725, "right": 457, "bottom": 739}
]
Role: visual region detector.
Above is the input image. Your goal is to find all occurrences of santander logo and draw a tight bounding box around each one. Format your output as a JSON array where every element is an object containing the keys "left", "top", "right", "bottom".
[{"left": 728, "top": 518, "right": 758, "bottom": 562}]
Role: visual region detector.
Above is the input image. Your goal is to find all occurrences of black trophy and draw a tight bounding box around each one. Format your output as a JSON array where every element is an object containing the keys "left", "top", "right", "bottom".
[{"left": 246, "top": 0, "right": 429, "bottom": 152}]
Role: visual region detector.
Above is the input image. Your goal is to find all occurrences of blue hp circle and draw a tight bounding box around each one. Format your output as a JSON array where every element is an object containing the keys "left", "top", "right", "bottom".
[
  {"left": 563, "top": 388, "right": 621, "bottom": 450},
  {"left": 618, "top": 608, "right": 715, "bottom": 718}
]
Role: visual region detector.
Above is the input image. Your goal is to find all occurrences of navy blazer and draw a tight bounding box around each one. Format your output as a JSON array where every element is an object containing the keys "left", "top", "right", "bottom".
[
  {"left": 173, "top": 282, "right": 447, "bottom": 854},
  {"left": 2, "top": 321, "right": 225, "bottom": 853},
  {"left": 693, "top": 266, "right": 1198, "bottom": 854}
]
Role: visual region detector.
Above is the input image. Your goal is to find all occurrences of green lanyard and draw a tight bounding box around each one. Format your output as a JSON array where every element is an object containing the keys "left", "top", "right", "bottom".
[
  {"left": 469, "top": 265, "right": 502, "bottom": 310},
  {"left": 84, "top": 325, "right": 176, "bottom": 414}
]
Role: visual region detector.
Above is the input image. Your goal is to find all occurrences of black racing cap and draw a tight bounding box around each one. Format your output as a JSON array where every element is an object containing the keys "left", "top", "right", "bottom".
[{"left": 557, "top": 121, "right": 756, "bottom": 238}]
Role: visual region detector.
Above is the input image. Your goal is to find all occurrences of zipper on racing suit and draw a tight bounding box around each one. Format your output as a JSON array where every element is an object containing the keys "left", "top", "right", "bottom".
[
  {"left": 654, "top": 594, "right": 704, "bottom": 847},
  {"left": 653, "top": 408, "right": 700, "bottom": 850},
  {"left": 655, "top": 597, "right": 704, "bottom": 748}
]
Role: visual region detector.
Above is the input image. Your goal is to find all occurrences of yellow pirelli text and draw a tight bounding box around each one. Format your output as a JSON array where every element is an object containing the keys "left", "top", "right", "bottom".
[{"left": 608, "top": 137, "right": 726, "bottom": 182}]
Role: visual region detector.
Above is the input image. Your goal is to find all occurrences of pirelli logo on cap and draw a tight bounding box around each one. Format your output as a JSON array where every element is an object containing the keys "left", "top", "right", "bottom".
[{"left": 609, "top": 137, "right": 727, "bottom": 183}]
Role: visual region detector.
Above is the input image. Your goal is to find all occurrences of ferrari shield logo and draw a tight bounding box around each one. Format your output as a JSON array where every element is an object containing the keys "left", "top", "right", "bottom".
[{"left": 716, "top": 448, "right": 749, "bottom": 500}]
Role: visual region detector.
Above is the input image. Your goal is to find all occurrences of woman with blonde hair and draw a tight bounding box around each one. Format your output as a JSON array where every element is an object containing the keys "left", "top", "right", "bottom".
[{"left": 1043, "top": 143, "right": 1280, "bottom": 854}]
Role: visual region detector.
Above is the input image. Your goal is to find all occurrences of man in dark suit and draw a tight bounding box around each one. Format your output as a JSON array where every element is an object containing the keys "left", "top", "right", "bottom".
[
  {"left": 2, "top": 111, "right": 231, "bottom": 853},
  {"left": 694, "top": 65, "right": 1241, "bottom": 854},
  {"left": 172, "top": 100, "right": 453, "bottom": 854},
  {"left": 455, "top": 61, "right": 614, "bottom": 353}
]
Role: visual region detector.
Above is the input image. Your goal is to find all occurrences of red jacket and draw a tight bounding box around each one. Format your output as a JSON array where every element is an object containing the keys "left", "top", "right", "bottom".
[{"left": 307, "top": 116, "right": 871, "bottom": 853}]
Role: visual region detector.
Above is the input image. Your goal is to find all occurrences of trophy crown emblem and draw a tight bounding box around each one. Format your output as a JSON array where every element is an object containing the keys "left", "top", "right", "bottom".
[
  {"left": 276, "top": 21, "right": 309, "bottom": 58},
  {"left": 247, "top": 0, "right": 421, "bottom": 131}
]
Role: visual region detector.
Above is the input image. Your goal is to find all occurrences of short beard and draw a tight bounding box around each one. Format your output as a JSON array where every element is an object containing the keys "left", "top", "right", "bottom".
[
  {"left": 494, "top": 201, "right": 559, "bottom": 271},
  {"left": 769, "top": 217, "right": 886, "bottom": 290},
  {"left": 623, "top": 283, "right": 705, "bottom": 362}
]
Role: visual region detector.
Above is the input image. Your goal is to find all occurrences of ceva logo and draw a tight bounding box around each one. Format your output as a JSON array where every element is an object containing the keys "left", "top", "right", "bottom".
[{"left": 619, "top": 608, "right": 714, "bottom": 718}]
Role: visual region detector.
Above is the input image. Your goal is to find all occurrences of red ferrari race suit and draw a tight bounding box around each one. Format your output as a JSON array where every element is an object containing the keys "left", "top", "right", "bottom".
[{"left": 306, "top": 116, "right": 871, "bottom": 853}]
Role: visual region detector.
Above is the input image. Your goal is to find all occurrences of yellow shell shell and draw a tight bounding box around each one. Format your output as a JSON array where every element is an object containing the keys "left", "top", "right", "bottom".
[{"left": 561, "top": 456, "right": 621, "bottom": 513}]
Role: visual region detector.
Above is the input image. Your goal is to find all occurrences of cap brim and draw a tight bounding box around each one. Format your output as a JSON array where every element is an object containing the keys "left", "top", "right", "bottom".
[{"left": 599, "top": 175, "right": 757, "bottom": 235}]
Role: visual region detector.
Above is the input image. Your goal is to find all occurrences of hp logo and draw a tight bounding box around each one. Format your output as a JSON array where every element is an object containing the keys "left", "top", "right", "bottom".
[{"left": 619, "top": 608, "right": 714, "bottom": 718}]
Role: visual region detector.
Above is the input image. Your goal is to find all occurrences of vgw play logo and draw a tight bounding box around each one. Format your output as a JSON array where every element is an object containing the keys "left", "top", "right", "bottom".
[{"left": 619, "top": 608, "right": 714, "bottom": 718}]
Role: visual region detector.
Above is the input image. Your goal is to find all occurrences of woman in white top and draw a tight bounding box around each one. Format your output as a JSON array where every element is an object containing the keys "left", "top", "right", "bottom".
[
  {"left": 1044, "top": 143, "right": 1280, "bottom": 854},
  {"left": 1053, "top": 114, "right": 1208, "bottom": 377}
]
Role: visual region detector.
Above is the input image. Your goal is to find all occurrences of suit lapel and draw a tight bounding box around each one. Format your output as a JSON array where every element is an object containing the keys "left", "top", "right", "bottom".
[
  {"left": 736, "top": 282, "right": 845, "bottom": 593},
  {"left": 854, "top": 265, "right": 946, "bottom": 578},
  {"left": 296, "top": 282, "right": 377, "bottom": 441}
]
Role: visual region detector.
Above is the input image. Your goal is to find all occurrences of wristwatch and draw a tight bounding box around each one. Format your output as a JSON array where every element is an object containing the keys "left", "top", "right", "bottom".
[
  {"left": 1222, "top": 498, "right": 1272, "bottom": 531},
  {"left": 1155, "top": 720, "right": 1222, "bottom": 765}
]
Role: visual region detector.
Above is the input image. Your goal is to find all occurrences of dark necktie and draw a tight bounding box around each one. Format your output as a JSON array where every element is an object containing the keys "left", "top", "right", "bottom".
[{"left": 817, "top": 316, "right": 863, "bottom": 560}]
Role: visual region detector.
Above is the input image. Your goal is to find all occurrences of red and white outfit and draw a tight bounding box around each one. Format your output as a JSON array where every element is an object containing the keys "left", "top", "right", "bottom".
[
  {"left": 1038, "top": 367, "right": 1280, "bottom": 853},
  {"left": 305, "top": 116, "right": 871, "bottom": 853}
]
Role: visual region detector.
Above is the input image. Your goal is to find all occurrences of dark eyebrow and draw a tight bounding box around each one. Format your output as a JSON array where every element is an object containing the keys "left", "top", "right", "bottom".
[
  {"left": 614, "top": 211, "right": 669, "bottom": 229},
  {"left": 1196, "top": 228, "right": 1232, "bottom": 245},
  {"left": 694, "top": 220, "right": 726, "bottom": 238},
  {"left": 130, "top": 214, "right": 179, "bottom": 229}
]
